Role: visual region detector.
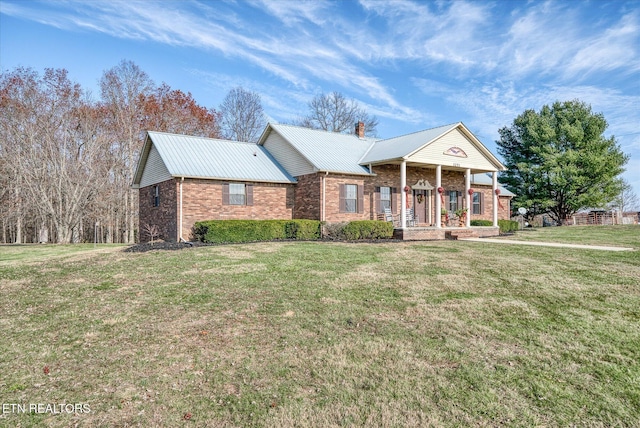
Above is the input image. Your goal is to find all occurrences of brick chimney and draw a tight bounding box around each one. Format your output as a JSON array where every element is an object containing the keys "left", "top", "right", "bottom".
[{"left": 355, "top": 121, "right": 365, "bottom": 138}]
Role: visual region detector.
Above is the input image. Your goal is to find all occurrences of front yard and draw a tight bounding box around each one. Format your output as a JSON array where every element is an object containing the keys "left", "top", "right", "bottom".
[{"left": 1, "top": 226, "right": 639, "bottom": 426}]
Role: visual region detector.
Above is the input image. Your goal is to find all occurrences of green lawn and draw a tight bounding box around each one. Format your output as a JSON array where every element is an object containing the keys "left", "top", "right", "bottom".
[
  {"left": 1, "top": 228, "right": 639, "bottom": 427},
  {"left": 496, "top": 224, "right": 639, "bottom": 248}
]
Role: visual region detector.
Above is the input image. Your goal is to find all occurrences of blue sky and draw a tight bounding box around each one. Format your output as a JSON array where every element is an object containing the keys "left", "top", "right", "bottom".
[{"left": 2, "top": 0, "right": 639, "bottom": 199}]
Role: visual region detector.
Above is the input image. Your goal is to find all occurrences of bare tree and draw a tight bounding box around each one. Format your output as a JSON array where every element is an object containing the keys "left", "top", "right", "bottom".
[
  {"left": 100, "top": 60, "right": 153, "bottom": 243},
  {"left": 0, "top": 67, "right": 113, "bottom": 243},
  {"left": 220, "top": 87, "right": 266, "bottom": 143},
  {"left": 297, "top": 91, "right": 378, "bottom": 137},
  {"left": 219, "top": 87, "right": 266, "bottom": 143},
  {"left": 1, "top": 62, "right": 223, "bottom": 243},
  {"left": 142, "top": 223, "right": 159, "bottom": 243},
  {"left": 610, "top": 180, "right": 640, "bottom": 213}
]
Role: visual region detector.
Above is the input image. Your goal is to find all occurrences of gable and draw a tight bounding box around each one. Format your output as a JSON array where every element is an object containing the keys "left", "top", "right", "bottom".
[
  {"left": 407, "top": 128, "right": 501, "bottom": 171},
  {"left": 139, "top": 143, "right": 172, "bottom": 188},
  {"left": 262, "top": 129, "right": 315, "bottom": 177},
  {"left": 261, "top": 124, "right": 374, "bottom": 176}
]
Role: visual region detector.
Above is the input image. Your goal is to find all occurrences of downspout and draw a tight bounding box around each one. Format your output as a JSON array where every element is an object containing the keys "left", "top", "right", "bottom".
[
  {"left": 179, "top": 177, "right": 184, "bottom": 242},
  {"left": 322, "top": 172, "right": 328, "bottom": 222}
]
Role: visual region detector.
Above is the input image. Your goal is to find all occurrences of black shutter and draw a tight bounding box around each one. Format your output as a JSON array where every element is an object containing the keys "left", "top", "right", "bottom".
[{"left": 391, "top": 187, "right": 397, "bottom": 214}]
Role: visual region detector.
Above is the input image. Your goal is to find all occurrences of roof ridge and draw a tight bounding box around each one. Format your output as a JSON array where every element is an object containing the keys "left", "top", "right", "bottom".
[
  {"left": 147, "top": 130, "right": 257, "bottom": 145},
  {"left": 270, "top": 122, "right": 377, "bottom": 141},
  {"left": 375, "top": 122, "right": 460, "bottom": 143}
]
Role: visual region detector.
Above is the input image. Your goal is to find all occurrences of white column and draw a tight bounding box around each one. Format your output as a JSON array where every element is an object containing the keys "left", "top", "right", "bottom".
[
  {"left": 465, "top": 168, "right": 471, "bottom": 228},
  {"left": 492, "top": 171, "right": 498, "bottom": 227},
  {"left": 400, "top": 160, "right": 407, "bottom": 229},
  {"left": 435, "top": 165, "right": 442, "bottom": 228}
]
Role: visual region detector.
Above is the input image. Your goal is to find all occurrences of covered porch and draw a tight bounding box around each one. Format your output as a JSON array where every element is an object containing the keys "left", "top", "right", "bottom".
[
  {"left": 396, "top": 162, "right": 502, "bottom": 230},
  {"left": 361, "top": 122, "right": 506, "bottom": 239}
]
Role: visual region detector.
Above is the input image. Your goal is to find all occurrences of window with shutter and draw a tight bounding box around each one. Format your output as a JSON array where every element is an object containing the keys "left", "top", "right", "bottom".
[
  {"left": 379, "top": 187, "right": 391, "bottom": 213},
  {"left": 472, "top": 192, "right": 481, "bottom": 214},
  {"left": 345, "top": 184, "right": 357, "bottom": 213},
  {"left": 224, "top": 183, "right": 248, "bottom": 205}
]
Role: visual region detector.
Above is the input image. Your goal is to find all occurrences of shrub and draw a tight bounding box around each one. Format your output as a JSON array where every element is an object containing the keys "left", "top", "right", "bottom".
[
  {"left": 470, "top": 219, "right": 493, "bottom": 226},
  {"left": 323, "top": 222, "right": 348, "bottom": 240},
  {"left": 284, "top": 220, "right": 322, "bottom": 240},
  {"left": 498, "top": 219, "right": 519, "bottom": 233},
  {"left": 193, "top": 219, "right": 321, "bottom": 243},
  {"left": 342, "top": 220, "right": 394, "bottom": 240}
]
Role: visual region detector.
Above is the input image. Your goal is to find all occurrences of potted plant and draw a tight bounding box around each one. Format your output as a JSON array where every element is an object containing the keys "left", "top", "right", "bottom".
[
  {"left": 441, "top": 208, "right": 449, "bottom": 226},
  {"left": 455, "top": 208, "right": 468, "bottom": 227}
]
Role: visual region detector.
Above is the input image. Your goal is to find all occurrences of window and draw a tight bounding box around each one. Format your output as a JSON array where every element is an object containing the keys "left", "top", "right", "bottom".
[
  {"left": 472, "top": 192, "right": 482, "bottom": 214},
  {"left": 340, "top": 183, "right": 363, "bottom": 213},
  {"left": 153, "top": 185, "right": 159, "bottom": 207},
  {"left": 223, "top": 183, "right": 253, "bottom": 206},
  {"left": 380, "top": 186, "right": 391, "bottom": 212},
  {"left": 448, "top": 191, "right": 458, "bottom": 212},
  {"left": 229, "top": 183, "right": 246, "bottom": 205},
  {"left": 345, "top": 184, "right": 358, "bottom": 213}
]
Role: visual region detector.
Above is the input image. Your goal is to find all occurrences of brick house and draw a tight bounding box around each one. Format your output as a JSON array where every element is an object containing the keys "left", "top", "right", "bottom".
[{"left": 132, "top": 122, "right": 513, "bottom": 242}]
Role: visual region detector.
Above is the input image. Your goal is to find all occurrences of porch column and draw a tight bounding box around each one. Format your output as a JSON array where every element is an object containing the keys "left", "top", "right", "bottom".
[
  {"left": 435, "top": 165, "right": 442, "bottom": 228},
  {"left": 465, "top": 168, "right": 471, "bottom": 227},
  {"left": 400, "top": 160, "right": 407, "bottom": 229},
  {"left": 492, "top": 171, "right": 498, "bottom": 227}
]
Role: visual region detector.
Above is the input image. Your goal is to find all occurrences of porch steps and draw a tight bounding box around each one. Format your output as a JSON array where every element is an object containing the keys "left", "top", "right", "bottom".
[{"left": 445, "top": 229, "right": 479, "bottom": 240}]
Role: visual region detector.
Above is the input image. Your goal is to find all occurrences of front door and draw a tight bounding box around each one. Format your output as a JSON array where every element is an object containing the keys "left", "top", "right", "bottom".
[{"left": 414, "top": 190, "right": 428, "bottom": 224}]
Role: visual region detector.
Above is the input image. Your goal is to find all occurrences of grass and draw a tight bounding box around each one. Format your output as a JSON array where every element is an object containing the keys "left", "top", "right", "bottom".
[
  {"left": 496, "top": 224, "right": 639, "bottom": 248},
  {"left": 0, "top": 226, "right": 639, "bottom": 427},
  {"left": 0, "top": 244, "right": 127, "bottom": 266}
]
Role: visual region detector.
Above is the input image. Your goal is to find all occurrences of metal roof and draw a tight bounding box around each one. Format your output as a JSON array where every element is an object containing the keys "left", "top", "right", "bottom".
[
  {"left": 359, "top": 123, "right": 458, "bottom": 164},
  {"left": 266, "top": 124, "right": 376, "bottom": 175},
  {"left": 140, "top": 131, "right": 296, "bottom": 183},
  {"left": 471, "top": 173, "right": 516, "bottom": 196}
]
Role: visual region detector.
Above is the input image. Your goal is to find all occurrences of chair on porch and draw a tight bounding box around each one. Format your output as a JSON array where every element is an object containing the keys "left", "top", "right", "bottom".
[
  {"left": 384, "top": 207, "right": 399, "bottom": 227},
  {"left": 406, "top": 208, "right": 417, "bottom": 227}
]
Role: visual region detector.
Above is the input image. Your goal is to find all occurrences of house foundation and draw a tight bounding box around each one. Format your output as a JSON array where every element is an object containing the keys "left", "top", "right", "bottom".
[{"left": 393, "top": 226, "right": 500, "bottom": 241}]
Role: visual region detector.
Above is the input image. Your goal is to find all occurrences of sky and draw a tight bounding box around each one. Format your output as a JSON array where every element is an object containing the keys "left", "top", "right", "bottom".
[{"left": 1, "top": 0, "right": 639, "bottom": 201}]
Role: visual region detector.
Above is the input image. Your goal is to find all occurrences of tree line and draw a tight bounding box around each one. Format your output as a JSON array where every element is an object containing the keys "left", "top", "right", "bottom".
[{"left": 0, "top": 60, "right": 378, "bottom": 243}]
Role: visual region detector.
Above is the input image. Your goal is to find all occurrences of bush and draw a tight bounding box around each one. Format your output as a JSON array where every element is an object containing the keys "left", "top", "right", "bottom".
[
  {"left": 342, "top": 220, "right": 394, "bottom": 240},
  {"left": 498, "top": 219, "right": 519, "bottom": 233},
  {"left": 193, "top": 219, "right": 321, "bottom": 243},
  {"left": 284, "top": 220, "right": 322, "bottom": 240},
  {"left": 470, "top": 219, "right": 493, "bottom": 226},
  {"left": 323, "top": 222, "right": 348, "bottom": 240}
]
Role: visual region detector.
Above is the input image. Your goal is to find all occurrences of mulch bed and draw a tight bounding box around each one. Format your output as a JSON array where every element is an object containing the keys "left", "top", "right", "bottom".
[{"left": 123, "top": 238, "right": 407, "bottom": 253}]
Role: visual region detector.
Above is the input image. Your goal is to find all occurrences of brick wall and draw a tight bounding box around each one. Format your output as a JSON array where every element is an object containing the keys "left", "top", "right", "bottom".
[
  {"left": 139, "top": 179, "right": 178, "bottom": 242},
  {"left": 469, "top": 185, "right": 512, "bottom": 221},
  {"left": 139, "top": 168, "right": 513, "bottom": 242},
  {"left": 293, "top": 173, "right": 321, "bottom": 220},
  {"left": 180, "top": 178, "right": 295, "bottom": 239}
]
